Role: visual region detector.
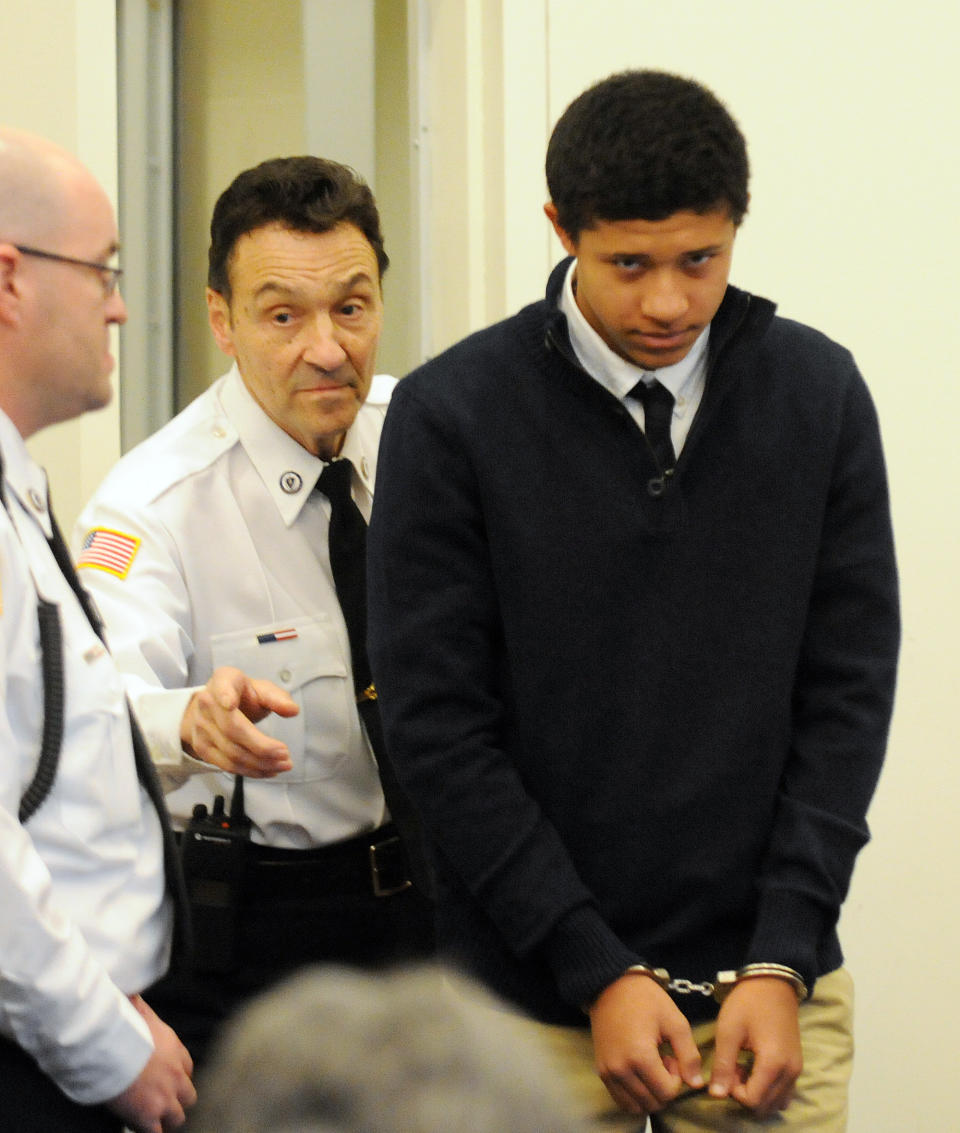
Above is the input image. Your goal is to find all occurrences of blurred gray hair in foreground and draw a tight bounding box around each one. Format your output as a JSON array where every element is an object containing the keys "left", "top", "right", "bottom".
[{"left": 186, "top": 963, "right": 589, "bottom": 1133}]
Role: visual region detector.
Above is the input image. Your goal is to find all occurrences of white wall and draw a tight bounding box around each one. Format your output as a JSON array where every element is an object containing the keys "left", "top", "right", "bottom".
[
  {"left": 0, "top": 0, "right": 122, "bottom": 531},
  {"left": 424, "top": 2, "right": 960, "bottom": 1129}
]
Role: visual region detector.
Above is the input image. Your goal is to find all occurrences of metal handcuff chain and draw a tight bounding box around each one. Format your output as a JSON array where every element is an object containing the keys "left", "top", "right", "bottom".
[{"left": 669, "top": 976, "right": 716, "bottom": 998}]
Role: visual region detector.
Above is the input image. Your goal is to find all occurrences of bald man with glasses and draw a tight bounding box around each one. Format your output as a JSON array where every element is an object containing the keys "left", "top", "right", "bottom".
[{"left": 0, "top": 127, "right": 195, "bottom": 1132}]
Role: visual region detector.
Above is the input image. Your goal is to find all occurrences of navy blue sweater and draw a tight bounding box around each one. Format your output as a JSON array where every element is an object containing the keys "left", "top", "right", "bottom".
[{"left": 368, "top": 265, "right": 899, "bottom": 1025}]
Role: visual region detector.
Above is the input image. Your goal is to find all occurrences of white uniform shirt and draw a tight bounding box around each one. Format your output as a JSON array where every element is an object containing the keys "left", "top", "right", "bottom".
[
  {"left": 74, "top": 367, "right": 395, "bottom": 850},
  {"left": 0, "top": 410, "right": 170, "bottom": 1104}
]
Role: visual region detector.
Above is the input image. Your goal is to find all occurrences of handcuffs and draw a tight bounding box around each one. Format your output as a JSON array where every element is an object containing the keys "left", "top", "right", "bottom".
[{"left": 625, "top": 961, "right": 809, "bottom": 1004}]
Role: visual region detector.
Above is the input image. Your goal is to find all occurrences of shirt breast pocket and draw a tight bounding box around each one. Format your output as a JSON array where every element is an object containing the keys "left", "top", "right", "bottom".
[{"left": 209, "top": 615, "right": 354, "bottom": 783}]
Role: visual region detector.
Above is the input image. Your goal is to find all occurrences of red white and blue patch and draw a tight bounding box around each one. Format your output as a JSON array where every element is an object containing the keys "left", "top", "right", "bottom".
[
  {"left": 256, "top": 628, "right": 299, "bottom": 645},
  {"left": 76, "top": 527, "right": 141, "bottom": 579}
]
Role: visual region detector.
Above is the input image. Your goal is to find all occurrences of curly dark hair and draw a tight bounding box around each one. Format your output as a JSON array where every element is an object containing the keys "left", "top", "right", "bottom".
[
  {"left": 546, "top": 70, "right": 749, "bottom": 239},
  {"left": 208, "top": 156, "right": 388, "bottom": 300}
]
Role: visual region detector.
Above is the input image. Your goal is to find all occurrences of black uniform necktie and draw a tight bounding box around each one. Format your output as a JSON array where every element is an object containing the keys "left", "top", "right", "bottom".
[
  {"left": 631, "top": 379, "right": 677, "bottom": 472},
  {"left": 316, "top": 460, "right": 372, "bottom": 695},
  {"left": 316, "top": 459, "right": 432, "bottom": 895}
]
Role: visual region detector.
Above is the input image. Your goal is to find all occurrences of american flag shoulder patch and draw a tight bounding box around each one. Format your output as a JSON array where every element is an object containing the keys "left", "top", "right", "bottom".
[{"left": 76, "top": 527, "right": 141, "bottom": 579}]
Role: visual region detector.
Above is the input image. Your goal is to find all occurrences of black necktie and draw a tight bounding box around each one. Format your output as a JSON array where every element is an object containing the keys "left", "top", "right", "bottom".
[
  {"left": 631, "top": 379, "right": 677, "bottom": 472},
  {"left": 45, "top": 506, "right": 192, "bottom": 960},
  {"left": 316, "top": 460, "right": 432, "bottom": 895},
  {"left": 316, "top": 460, "right": 372, "bottom": 694}
]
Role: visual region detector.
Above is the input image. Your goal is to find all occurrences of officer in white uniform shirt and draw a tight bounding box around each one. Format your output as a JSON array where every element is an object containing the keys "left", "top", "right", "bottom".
[
  {"left": 0, "top": 128, "right": 194, "bottom": 1132},
  {"left": 76, "top": 364, "right": 394, "bottom": 839},
  {"left": 74, "top": 156, "right": 433, "bottom": 1063}
]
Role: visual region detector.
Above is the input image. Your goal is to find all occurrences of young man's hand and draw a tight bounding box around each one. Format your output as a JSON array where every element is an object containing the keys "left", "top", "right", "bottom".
[
  {"left": 708, "top": 976, "right": 802, "bottom": 1115},
  {"left": 588, "top": 973, "right": 704, "bottom": 1117}
]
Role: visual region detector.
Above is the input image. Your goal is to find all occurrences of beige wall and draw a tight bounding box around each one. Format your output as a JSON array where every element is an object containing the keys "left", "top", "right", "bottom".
[
  {"left": 0, "top": 0, "right": 121, "bottom": 530},
  {"left": 176, "top": 0, "right": 306, "bottom": 405},
  {"left": 424, "top": 2, "right": 960, "bottom": 1129},
  {"left": 421, "top": 0, "right": 554, "bottom": 352},
  {"left": 176, "top": 0, "right": 417, "bottom": 401},
  {"left": 374, "top": 0, "right": 420, "bottom": 376}
]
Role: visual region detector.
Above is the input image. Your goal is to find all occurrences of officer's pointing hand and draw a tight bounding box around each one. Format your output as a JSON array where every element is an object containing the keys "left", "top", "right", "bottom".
[{"left": 179, "top": 665, "right": 298, "bottom": 777}]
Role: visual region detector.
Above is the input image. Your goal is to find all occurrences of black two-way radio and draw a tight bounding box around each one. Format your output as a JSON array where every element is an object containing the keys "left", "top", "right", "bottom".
[{"left": 180, "top": 776, "right": 251, "bottom": 973}]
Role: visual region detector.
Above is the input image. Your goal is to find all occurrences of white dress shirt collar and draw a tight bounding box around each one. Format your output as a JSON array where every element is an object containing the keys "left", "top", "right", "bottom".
[{"left": 220, "top": 366, "right": 374, "bottom": 529}]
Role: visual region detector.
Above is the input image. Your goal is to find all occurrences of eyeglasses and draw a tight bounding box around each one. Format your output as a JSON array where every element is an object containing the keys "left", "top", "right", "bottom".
[{"left": 14, "top": 244, "right": 123, "bottom": 296}]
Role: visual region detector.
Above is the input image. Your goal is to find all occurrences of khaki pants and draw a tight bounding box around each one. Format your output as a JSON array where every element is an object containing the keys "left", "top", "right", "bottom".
[{"left": 504, "top": 967, "right": 854, "bottom": 1132}]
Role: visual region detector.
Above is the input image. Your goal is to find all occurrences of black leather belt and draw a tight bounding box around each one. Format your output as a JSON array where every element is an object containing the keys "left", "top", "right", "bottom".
[{"left": 243, "top": 823, "right": 412, "bottom": 900}]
